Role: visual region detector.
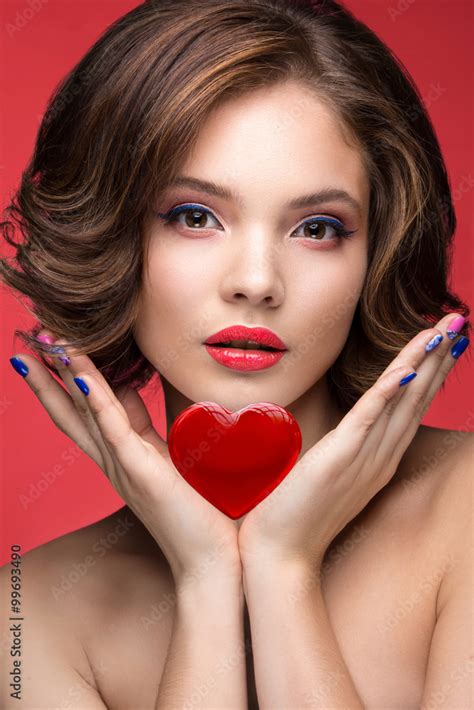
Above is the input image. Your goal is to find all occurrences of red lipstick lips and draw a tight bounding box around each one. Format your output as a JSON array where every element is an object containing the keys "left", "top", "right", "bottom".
[{"left": 203, "top": 325, "right": 288, "bottom": 371}]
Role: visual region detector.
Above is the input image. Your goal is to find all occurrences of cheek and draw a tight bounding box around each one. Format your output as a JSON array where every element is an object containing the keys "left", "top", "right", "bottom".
[
  {"left": 294, "top": 256, "right": 366, "bottom": 340},
  {"left": 141, "top": 248, "right": 208, "bottom": 317}
]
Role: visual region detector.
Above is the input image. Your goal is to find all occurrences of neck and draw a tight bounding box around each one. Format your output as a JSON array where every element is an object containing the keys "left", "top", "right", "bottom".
[{"left": 161, "top": 374, "right": 344, "bottom": 457}]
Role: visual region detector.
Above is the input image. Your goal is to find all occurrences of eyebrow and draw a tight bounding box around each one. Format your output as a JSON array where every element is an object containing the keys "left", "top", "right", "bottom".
[{"left": 165, "top": 176, "right": 362, "bottom": 217}]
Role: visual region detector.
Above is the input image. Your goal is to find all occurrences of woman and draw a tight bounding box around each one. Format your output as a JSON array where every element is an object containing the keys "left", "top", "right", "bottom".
[{"left": 1, "top": 0, "right": 472, "bottom": 707}]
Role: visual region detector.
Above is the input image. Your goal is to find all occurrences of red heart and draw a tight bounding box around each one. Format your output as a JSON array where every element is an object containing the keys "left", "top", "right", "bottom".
[{"left": 167, "top": 401, "right": 302, "bottom": 519}]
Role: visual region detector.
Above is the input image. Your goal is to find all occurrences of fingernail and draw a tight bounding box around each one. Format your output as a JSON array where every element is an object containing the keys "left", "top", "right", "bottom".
[
  {"left": 10, "top": 357, "right": 29, "bottom": 378},
  {"left": 50, "top": 345, "right": 71, "bottom": 366},
  {"left": 447, "top": 315, "right": 465, "bottom": 340},
  {"left": 37, "top": 335, "right": 71, "bottom": 366},
  {"left": 74, "top": 376, "right": 90, "bottom": 396},
  {"left": 425, "top": 334, "right": 443, "bottom": 352},
  {"left": 37, "top": 333, "right": 65, "bottom": 353},
  {"left": 399, "top": 372, "right": 417, "bottom": 387},
  {"left": 450, "top": 336, "right": 469, "bottom": 360},
  {"left": 37, "top": 333, "right": 55, "bottom": 345}
]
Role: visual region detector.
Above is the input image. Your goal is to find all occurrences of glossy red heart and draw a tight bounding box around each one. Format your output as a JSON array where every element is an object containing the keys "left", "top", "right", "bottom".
[{"left": 167, "top": 401, "right": 302, "bottom": 519}]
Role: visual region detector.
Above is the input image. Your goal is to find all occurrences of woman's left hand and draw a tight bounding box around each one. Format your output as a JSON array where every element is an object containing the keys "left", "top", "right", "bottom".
[{"left": 238, "top": 312, "right": 469, "bottom": 574}]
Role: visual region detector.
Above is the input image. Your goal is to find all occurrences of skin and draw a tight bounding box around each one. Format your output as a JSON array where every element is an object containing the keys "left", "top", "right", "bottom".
[
  {"left": 2, "top": 80, "right": 472, "bottom": 708},
  {"left": 135, "top": 80, "right": 369, "bottom": 456}
]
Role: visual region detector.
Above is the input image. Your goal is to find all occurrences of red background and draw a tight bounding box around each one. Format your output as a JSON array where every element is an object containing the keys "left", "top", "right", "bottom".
[{"left": 1, "top": 0, "right": 473, "bottom": 566}]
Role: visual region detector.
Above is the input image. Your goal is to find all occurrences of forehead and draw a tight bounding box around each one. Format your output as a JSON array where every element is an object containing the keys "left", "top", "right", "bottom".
[{"left": 177, "top": 80, "right": 369, "bottom": 211}]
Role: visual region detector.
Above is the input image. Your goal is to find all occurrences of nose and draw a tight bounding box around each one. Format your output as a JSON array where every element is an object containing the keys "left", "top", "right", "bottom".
[{"left": 219, "top": 231, "right": 285, "bottom": 308}]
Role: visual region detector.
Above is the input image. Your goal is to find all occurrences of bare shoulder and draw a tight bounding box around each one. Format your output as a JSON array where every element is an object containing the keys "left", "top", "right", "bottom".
[
  {"left": 7, "top": 504, "right": 171, "bottom": 614},
  {"left": 394, "top": 423, "right": 473, "bottom": 600},
  {"left": 397, "top": 423, "right": 473, "bottom": 499},
  {"left": 0, "top": 506, "right": 172, "bottom": 707}
]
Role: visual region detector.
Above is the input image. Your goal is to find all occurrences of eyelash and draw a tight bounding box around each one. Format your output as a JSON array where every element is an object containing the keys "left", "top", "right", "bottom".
[{"left": 155, "top": 203, "right": 357, "bottom": 241}]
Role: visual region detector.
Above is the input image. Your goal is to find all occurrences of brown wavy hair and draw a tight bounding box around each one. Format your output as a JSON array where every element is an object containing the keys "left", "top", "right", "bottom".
[{"left": 0, "top": 0, "right": 470, "bottom": 411}]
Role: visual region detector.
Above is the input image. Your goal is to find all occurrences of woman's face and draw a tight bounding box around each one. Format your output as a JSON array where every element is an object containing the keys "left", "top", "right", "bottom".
[{"left": 135, "top": 80, "right": 369, "bottom": 414}]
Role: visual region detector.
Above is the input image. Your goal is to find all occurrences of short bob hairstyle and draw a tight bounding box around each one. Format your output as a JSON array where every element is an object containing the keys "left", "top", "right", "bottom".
[{"left": 1, "top": 0, "right": 470, "bottom": 412}]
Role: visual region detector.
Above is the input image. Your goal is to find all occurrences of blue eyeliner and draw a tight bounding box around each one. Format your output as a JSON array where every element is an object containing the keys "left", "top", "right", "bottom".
[
  {"left": 298, "top": 215, "right": 356, "bottom": 238},
  {"left": 155, "top": 204, "right": 356, "bottom": 239},
  {"left": 155, "top": 203, "right": 208, "bottom": 220}
]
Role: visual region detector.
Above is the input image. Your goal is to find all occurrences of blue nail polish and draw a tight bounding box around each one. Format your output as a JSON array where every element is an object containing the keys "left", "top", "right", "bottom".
[
  {"left": 425, "top": 334, "right": 443, "bottom": 352},
  {"left": 399, "top": 372, "right": 417, "bottom": 387},
  {"left": 74, "top": 376, "right": 89, "bottom": 396},
  {"left": 450, "top": 336, "right": 469, "bottom": 360},
  {"left": 10, "top": 357, "right": 29, "bottom": 378}
]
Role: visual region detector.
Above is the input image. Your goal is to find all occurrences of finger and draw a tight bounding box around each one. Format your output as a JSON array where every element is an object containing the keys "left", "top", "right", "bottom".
[
  {"left": 422, "top": 334, "right": 470, "bottom": 408},
  {"left": 334, "top": 363, "right": 417, "bottom": 456},
  {"left": 360, "top": 327, "right": 446, "bottom": 448},
  {"left": 356, "top": 313, "right": 467, "bottom": 470},
  {"left": 386, "top": 333, "right": 469, "bottom": 466},
  {"left": 323, "top": 314, "right": 463, "bottom": 462},
  {"left": 52, "top": 338, "right": 129, "bottom": 418},
  {"left": 369, "top": 314, "right": 467, "bottom": 445},
  {"left": 374, "top": 327, "right": 442, "bottom": 398},
  {"left": 361, "top": 313, "right": 464, "bottom": 436},
  {"left": 55, "top": 338, "right": 170, "bottom": 458},
  {"left": 114, "top": 385, "right": 170, "bottom": 458},
  {"left": 353, "top": 325, "right": 445, "bottom": 455},
  {"left": 10, "top": 353, "right": 104, "bottom": 468},
  {"left": 377, "top": 312, "right": 464, "bottom": 380},
  {"left": 69, "top": 368, "right": 174, "bottom": 498},
  {"left": 385, "top": 316, "right": 464, "bottom": 424},
  {"left": 37, "top": 333, "right": 116, "bottom": 473},
  {"left": 43, "top": 334, "right": 170, "bottom": 474}
]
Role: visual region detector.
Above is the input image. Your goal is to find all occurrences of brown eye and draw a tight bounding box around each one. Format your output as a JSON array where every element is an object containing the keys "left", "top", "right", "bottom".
[
  {"left": 303, "top": 222, "right": 328, "bottom": 240},
  {"left": 292, "top": 217, "right": 356, "bottom": 241},
  {"left": 157, "top": 204, "right": 222, "bottom": 231},
  {"left": 184, "top": 209, "right": 209, "bottom": 228}
]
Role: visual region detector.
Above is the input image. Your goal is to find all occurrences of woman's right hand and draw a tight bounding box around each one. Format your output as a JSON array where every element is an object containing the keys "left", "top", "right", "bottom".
[{"left": 11, "top": 331, "right": 242, "bottom": 590}]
